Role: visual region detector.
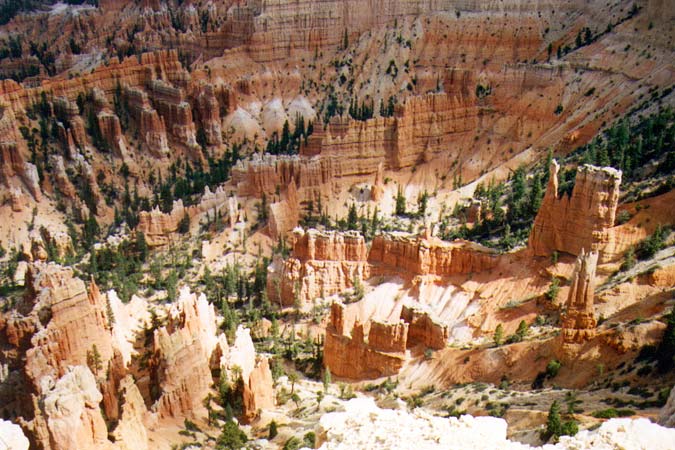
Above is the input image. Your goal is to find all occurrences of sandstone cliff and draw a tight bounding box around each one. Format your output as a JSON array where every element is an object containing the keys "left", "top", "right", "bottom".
[
  {"left": 267, "top": 228, "right": 370, "bottom": 306},
  {"left": 401, "top": 304, "right": 449, "bottom": 350},
  {"left": 529, "top": 161, "right": 621, "bottom": 262},
  {"left": 369, "top": 233, "right": 498, "bottom": 277}
]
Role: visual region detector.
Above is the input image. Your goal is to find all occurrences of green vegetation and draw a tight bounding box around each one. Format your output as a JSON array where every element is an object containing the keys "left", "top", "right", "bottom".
[
  {"left": 542, "top": 400, "right": 579, "bottom": 442},
  {"left": 265, "top": 115, "right": 313, "bottom": 155},
  {"left": 440, "top": 164, "right": 546, "bottom": 251},
  {"left": 215, "top": 420, "right": 247, "bottom": 450},
  {"left": 592, "top": 408, "right": 635, "bottom": 419},
  {"left": 635, "top": 225, "right": 670, "bottom": 260},
  {"left": 493, "top": 324, "right": 504, "bottom": 346}
]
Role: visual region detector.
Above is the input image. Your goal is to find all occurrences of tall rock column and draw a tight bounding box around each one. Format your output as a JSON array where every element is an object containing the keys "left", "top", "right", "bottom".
[
  {"left": 529, "top": 160, "right": 621, "bottom": 262},
  {"left": 561, "top": 249, "right": 599, "bottom": 344}
]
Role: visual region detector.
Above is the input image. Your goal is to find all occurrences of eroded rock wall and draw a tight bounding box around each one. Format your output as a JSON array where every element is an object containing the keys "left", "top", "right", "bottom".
[{"left": 267, "top": 228, "right": 370, "bottom": 305}]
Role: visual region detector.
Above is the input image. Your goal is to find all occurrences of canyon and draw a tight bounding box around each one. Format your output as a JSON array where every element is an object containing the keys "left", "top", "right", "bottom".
[{"left": 0, "top": 0, "right": 673, "bottom": 449}]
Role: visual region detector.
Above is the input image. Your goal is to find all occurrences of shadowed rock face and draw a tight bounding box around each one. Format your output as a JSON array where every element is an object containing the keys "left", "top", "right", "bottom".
[
  {"left": 561, "top": 249, "right": 599, "bottom": 344},
  {"left": 529, "top": 160, "right": 622, "bottom": 262}
]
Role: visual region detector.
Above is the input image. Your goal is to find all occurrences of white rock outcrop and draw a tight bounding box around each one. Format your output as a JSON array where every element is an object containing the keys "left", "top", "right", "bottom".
[
  {"left": 0, "top": 419, "right": 29, "bottom": 450},
  {"left": 317, "top": 398, "right": 675, "bottom": 450}
]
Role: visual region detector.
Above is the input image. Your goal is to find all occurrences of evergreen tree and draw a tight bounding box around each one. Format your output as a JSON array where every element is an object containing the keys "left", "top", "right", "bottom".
[
  {"left": 347, "top": 204, "right": 358, "bottom": 230},
  {"left": 545, "top": 400, "right": 563, "bottom": 440},
  {"left": 395, "top": 186, "right": 406, "bottom": 216},
  {"left": 494, "top": 324, "right": 504, "bottom": 346}
]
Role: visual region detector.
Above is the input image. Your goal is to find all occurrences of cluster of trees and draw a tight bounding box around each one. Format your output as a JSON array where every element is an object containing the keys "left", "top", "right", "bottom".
[
  {"left": 493, "top": 320, "right": 530, "bottom": 346},
  {"left": 265, "top": 115, "right": 313, "bottom": 155},
  {"left": 571, "top": 107, "right": 674, "bottom": 182},
  {"left": 348, "top": 97, "right": 375, "bottom": 121},
  {"left": 379, "top": 96, "right": 397, "bottom": 118},
  {"left": 88, "top": 232, "right": 148, "bottom": 302},
  {"left": 441, "top": 160, "right": 548, "bottom": 251},
  {"left": 542, "top": 400, "right": 579, "bottom": 443}
]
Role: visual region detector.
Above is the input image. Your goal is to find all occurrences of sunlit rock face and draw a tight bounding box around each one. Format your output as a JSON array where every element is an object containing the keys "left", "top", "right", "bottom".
[
  {"left": 529, "top": 161, "right": 621, "bottom": 262},
  {"left": 317, "top": 398, "right": 675, "bottom": 450}
]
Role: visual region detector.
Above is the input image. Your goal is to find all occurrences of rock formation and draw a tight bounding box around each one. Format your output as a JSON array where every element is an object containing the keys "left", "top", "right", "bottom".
[
  {"left": 0, "top": 141, "right": 41, "bottom": 201},
  {"left": 148, "top": 79, "right": 197, "bottom": 149},
  {"left": 19, "top": 263, "right": 114, "bottom": 390},
  {"left": 0, "top": 420, "right": 29, "bottom": 450},
  {"left": 317, "top": 398, "right": 675, "bottom": 450},
  {"left": 125, "top": 86, "right": 170, "bottom": 157},
  {"left": 323, "top": 302, "right": 407, "bottom": 379},
  {"left": 268, "top": 177, "right": 300, "bottom": 239},
  {"left": 97, "top": 111, "right": 129, "bottom": 159},
  {"left": 561, "top": 250, "right": 599, "bottom": 344},
  {"left": 110, "top": 375, "right": 149, "bottom": 450},
  {"left": 40, "top": 365, "right": 110, "bottom": 450},
  {"left": 369, "top": 233, "right": 498, "bottom": 277},
  {"left": 137, "top": 186, "right": 232, "bottom": 246},
  {"left": 193, "top": 84, "right": 223, "bottom": 146},
  {"left": 241, "top": 356, "right": 275, "bottom": 423},
  {"left": 529, "top": 161, "right": 621, "bottom": 262},
  {"left": 401, "top": 305, "right": 449, "bottom": 350},
  {"left": 371, "top": 162, "right": 385, "bottom": 201},
  {"left": 219, "top": 327, "right": 275, "bottom": 423},
  {"left": 268, "top": 229, "right": 498, "bottom": 306},
  {"left": 658, "top": 385, "right": 675, "bottom": 428},
  {"left": 150, "top": 288, "right": 218, "bottom": 418},
  {"left": 267, "top": 228, "right": 370, "bottom": 305}
]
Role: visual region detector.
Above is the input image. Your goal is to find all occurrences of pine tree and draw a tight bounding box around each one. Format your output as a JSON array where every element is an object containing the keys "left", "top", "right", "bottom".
[
  {"left": 323, "top": 366, "right": 332, "bottom": 392},
  {"left": 395, "top": 186, "right": 406, "bottom": 216},
  {"left": 347, "top": 204, "right": 358, "bottom": 230},
  {"left": 545, "top": 400, "right": 563, "bottom": 440},
  {"left": 494, "top": 324, "right": 504, "bottom": 346}
]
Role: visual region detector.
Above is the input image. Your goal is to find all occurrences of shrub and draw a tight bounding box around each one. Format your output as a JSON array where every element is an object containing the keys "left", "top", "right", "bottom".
[
  {"left": 494, "top": 324, "right": 504, "bottom": 346},
  {"left": 268, "top": 420, "right": 278, "bottom": 440},
  {"left": 546, "top": 359, "right": 562, "bottom": 378},
  {"left": 636, "top": 225, "right": 669, "bottom": 260},
  {"left": 216, "top": 420, "right": 248, "bottom": 449},
  {"left": 178, "top": 213, "right": 190, "bottom": 234},
  {"left": 545, "top": 277, "right": 560, "bottom": 301},
  {"left": 621, "top": 247, "right": 636, "bottom": 272}
]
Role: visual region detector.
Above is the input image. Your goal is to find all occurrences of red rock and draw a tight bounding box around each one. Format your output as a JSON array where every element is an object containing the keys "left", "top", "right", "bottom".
[{"left": 267, "top": 228, "right": 370, "bottom": 306}]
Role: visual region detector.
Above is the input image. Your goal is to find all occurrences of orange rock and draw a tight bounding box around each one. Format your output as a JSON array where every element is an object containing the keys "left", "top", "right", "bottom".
[
  {"left": 529, "top": 160, "right": 621, "bottom": 262},
  {"left": 369, "top": 233, "right": 498, "bottom": 277},
  {"left": 401, "top": 305, "right": 449, "bottom": 350},
  {"left": 650, "top": 264, "right": 675, "bottom": 288},
  {"left": 269, "top": 177, "right": 300, "bottom": 239},
  {"left": 323, "top": 302, "right": 406, "bottom": 380},
  {"left": 241, "top": 356, "right": 275, "bottom": 424},
  {"left": 561, "top": 250, "right": 599, "bottom": 344},
  {"left": 371, "top": 162, "right": 385, "bottom": 201},
  {"left": 267, "top": 228, "right": 370, "bottom": 305}
]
